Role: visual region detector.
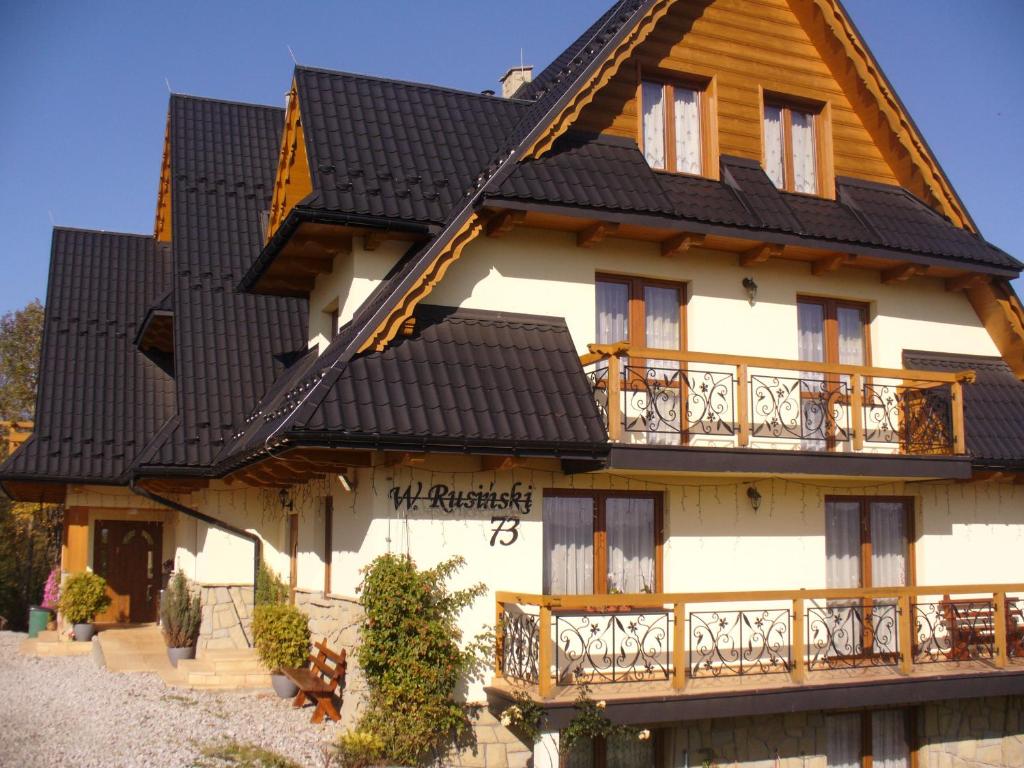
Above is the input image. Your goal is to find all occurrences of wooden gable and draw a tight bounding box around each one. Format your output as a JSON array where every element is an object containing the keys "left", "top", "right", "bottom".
[
  {"left": 266, "top": 82, "right": 313, "bottom": 242},
  {"left": 154, "top": 118, "right": 172, "bottom": 243}
]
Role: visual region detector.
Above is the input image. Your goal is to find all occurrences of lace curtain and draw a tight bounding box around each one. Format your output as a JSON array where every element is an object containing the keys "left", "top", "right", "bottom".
[
  {"left": 642, "top": 81, "right": 666, "bottom": 169},
  {"left": 596, "top": 280, "right": 629, "bottom": 345},
  {"left": 606, "top": 497, "right": 655, "bottom": 593},
  {"left": 673, "top": 87, "right": 702, "bottom": 174},
  {"left": 825, "top": 714, "right": 862, "bottom": 768},
  {"left": 872, "top": 710, "right": 910, "bottom": 768},
  {"left": 542, "top": 496, "right": 593, "bottom": 595},
  {"left": 763, "top": 104, "right": 785, "bottom": 188},
  {"left": 791, "top": 109, "right": 818, "bottom": 193}
]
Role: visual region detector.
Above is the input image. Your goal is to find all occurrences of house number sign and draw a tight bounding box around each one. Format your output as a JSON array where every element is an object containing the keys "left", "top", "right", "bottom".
[{"left": 387, "top": 481, "right": 534, "bottom": 547}]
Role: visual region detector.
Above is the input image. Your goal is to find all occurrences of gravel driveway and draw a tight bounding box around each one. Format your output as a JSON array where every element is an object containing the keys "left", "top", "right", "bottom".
[{"left": 0, "top": 631, "right": 342, "bottom": 767}]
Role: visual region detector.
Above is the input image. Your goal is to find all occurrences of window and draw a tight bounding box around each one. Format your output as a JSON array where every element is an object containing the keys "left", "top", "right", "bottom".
[
  {"left": 596, "top": 275, "right": 685, "bottom": 355},
  {"left": 565, "top": 731, "right": 658, "bottom": 768},
  {"left": 640, "top": 78, "right": 707, "bottom": 175},
  {"left": 764, "top": 99, "right": 823, "bottom": 194},
  {"left": 542, "top": 491, "right": 662, "bottom": 595},
  {"left": 826, "top": 710, "right": 913, "bottom": 768}
]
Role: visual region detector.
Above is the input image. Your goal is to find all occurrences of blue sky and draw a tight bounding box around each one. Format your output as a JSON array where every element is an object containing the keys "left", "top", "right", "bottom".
[{"left": 1, "top": 1, "right": 1021, "bottom": 314}]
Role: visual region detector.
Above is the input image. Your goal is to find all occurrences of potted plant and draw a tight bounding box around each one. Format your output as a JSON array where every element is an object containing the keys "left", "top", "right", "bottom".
[
  {"left": 57, "top": 571, "right": 111, "bottom": 641},
  {"left": 160, "top": 571, "right": 201, "bottom": 666},
  {"left": 252, "top": 602, "right": 310, "bottom": 698}
]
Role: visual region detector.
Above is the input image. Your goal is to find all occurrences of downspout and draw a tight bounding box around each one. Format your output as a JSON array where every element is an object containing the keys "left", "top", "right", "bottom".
[{"left": 129, "top": 477, "right": 261, "bottom": 613}]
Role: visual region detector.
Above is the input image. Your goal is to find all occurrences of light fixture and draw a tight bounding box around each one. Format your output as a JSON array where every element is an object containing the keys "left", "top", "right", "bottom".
[
  {"left": 278, "top": 488, "right": 294, "bottom": 511},
  {"left": 742, "top": 277, "right": 758, "bottom": 305},
  {"left": 746, "top": 485, "right": 762, "bottom": 512},
  {"left": 338, "top": 472, "right": 355, "bottom": 492}
]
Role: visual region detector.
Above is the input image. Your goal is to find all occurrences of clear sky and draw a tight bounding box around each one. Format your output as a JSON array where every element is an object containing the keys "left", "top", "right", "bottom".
[{"left": 1, "top": 1, "right": 1021, "bottom": 314}]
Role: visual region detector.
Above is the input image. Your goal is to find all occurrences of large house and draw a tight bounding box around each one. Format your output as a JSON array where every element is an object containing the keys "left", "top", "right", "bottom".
[{"left": 4, "top": 1, "right": 1024, "bottom": 766}]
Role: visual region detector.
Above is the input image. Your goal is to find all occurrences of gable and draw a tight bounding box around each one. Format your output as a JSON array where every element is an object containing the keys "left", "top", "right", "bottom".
[
  {"left": 154, "top": 118, "right": 172, "bottom": 242},
  {"left": 266, "top": 82, "right": 313, "bottom": 241}
]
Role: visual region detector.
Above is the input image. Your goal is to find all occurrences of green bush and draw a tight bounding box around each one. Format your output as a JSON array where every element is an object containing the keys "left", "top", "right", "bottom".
[
  {"left": 356, "top": 554, "right": 490, "bottom": 766},
  {"left": 331, "top": 729, "right": 385, "bottom": 768},
  {"left": 252, "top": 602, "right": 310, "bottom": 672},
  {"left": 57, "top": 571, "right": 111, "bottom": 624},
  {"left": 255, "top": 560, "right": 288, "bottom": 606},
  {"left": 160, "top": 572, "right": 201, "bottom": 648}
]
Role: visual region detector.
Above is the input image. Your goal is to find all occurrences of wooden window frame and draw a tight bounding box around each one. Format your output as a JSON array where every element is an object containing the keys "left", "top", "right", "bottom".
[
  {"left": 762, "top": 91, "right": 835, "bottom": 198},
  {"left": 824, "top": 495, "right": 917, "bottom": 590},
  {"left": 543, "top": 489, "right": 664, "bottom": 596},
  {"left": 637, "top": 69, "right": 719, "bottom": 180},
  {"left": 596, "top": 273, "right": 687, "bottom": 357},
  {"left": 797, "top": 295, "right": 872, "bottom": 368},
  {"left": 323, "top": 495, "right": 333, "bottom": 596},
  {"left": 827, "top": 708, "right": 919, "bottom": 768},
  {"left": 560, "top": 730, "right": 664, "bottom": 768}
]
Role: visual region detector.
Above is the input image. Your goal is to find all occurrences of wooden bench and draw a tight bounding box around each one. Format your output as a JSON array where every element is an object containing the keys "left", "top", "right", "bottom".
[
  {"left": 942, "top": 596, "right": 1024, "bottom": 661},
  {"left": 283, "top": 640, "right": 347, "bottom": 724}
]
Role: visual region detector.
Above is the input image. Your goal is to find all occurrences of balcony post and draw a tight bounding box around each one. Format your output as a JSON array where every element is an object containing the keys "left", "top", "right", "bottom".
[
  {"left": 791, "top": 596, "right": 805, "bottom": 683},
  {"left": 951, "top": 381, "right": 966, "bottom": 454},
  {"left": 606, "top": 355, "right": 622, "bottom": 442},
  {"left": 494, "top": 599, "right": 504, "bottom": 679},
  {"left": 850, "top": 373, "right": 864, "bottom": 451},
  {"left": 538, "top": 604, "right": 554, "bottom": 698},
  {"left": 898, "top": 593, "right": 914, "bottom": 674},
  {"left": 737, "top": 363, "right": 750, "bottom": 447},
  {"left": 994, "top": 591, "right": 1008, "bottom": 669},
  {"left": 672, "top": 601, "right": 687, "bottom": 689}
]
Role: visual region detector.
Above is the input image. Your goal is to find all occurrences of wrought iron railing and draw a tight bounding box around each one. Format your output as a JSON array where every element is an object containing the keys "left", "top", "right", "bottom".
[
  {"left": 495, "top": 584, "right": 1024, "bottom": 698},
  {"left": 581, "top": 343, "right": 973, "bottom": 455}
]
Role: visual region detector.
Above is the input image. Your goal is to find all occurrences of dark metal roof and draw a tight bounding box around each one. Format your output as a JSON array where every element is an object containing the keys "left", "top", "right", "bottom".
[
  {"left": 0, "top": 229, "right": 175, "bottom": 487},
  {"left": 134, "top": 95, "right": 309, "bottom": 471},
  {"left": 219, "top": 305, "right": 607, "bottom": 470},
  {"left": 904, "top": 350, "right": 1024, "bottom": 469}
]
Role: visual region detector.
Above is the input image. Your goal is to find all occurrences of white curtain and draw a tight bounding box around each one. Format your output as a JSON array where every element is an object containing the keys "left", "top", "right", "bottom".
[
  {"left": 791, "top": 109, "right": 818, "bottom": 194},
  {"left": 607, "top": 732, "right": 655, "bottom": 767},
  {"left": 872, "top": 710, "right": 910, "bottom": 768},
  {"left": 837, "top": 306, "right": 866, "bottom": 366},
  {"left": 798, "top": 302, "right": 827, "bottom": 449},
  {"left": 543, "top": 496, "right": 594, "bottom": 595},
  {"left": 825, "top": 713, "right": 862, "bottom": 768},
  {"left": 642, "top": 82, "right": 666, "bottom": 169},
  {"left": 826, "top": 501, "right": 862, "bottom": 589},
  {"left": 606, "top": 497, "right": 655, "bottom": 593},
  {"left": 798, "top": 302, "right": 826, "bottom": 364},
  {"left": 674, "top": 87, "right": 702, "bottom": 175},
  {"left": 763, "top": 105, "right": 786, "bottom": 189},
  {"left": 596, "top": 280, "right": 629, "bottom": 345},
  {"left": 870, "top": 502, "right": 907, "bottom": 588}
]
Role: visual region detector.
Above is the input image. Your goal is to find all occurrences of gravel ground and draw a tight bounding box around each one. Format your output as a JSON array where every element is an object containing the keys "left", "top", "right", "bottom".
[{"left": 0, "top": 631, "right": 342, "bottom": 767}]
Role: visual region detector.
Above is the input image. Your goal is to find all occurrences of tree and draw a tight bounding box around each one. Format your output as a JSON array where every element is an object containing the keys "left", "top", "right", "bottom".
[{"left": 0, "top": 298, "right": 44, "bottom": 422}]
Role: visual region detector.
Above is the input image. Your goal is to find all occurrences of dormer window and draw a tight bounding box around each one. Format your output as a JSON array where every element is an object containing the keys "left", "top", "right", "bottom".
[
  {"left": 640, "top": 78, "right": 707, "bottom": 176},
  {"left": 763, "top": 98, "right": 822, "bottom": 194}
]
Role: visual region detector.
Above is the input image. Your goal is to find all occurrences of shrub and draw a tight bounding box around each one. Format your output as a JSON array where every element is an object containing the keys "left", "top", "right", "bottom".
[
  {"left": 331, "top": 729, "right": 385, "bottom": 768},
  {"left": 356, "top": 554, "right": 490, "bottom": 766},
  {"left": 57, "top": 571, "right": 111, "bottom": 624},
  {"left": 252, "top": 602, "right": 310, "bottom": 672},
  {"left": 160, "top": 571, "right": 201, "bottom": 648},
  {"left": 255, "top": 560, "right": 288, "bottom": 606},
  {"left": 41, "top": 567, "right": 60, "bottom": 610}
]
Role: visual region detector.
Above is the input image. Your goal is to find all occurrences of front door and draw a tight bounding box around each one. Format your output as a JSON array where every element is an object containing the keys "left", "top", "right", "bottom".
[{"left": 93, "top": 520, "right": 163, "bottom": 623}]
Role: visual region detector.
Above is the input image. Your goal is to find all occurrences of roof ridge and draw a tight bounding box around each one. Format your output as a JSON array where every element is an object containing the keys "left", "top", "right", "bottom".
[
  {"left": 170, "top": 92, "right": 284, "bottom": 112},
  {"left": 52, "top": 226, "right": 152, "bottom": 239},
  {"left": 294, "top": 64, "right": 533, "bottom": 104}
]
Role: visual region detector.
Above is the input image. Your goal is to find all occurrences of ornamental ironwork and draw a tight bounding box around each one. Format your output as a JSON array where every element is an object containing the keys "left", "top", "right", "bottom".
[
  {"left": 1008, "top": 598, "right": 1024, "bottom": 659},
  {"left": 501, "top": 608, "right": 540, "bottom": 683},
  {"left": 750, "top": 375, "right": 848, "bottom": 445},
  {"left": 689, "top": 608, "right": 791, "bottom": 677},
  {"left": 863, "top": 382, "right": 953, "bottom": 454},
  {"left": 555, "top": 610, "right": 671, "bottom": 684},
  {"left": 912, "top": 600, "right": 996, "bottom": 663},
  {"left": 585, "top": 364, "right": 610, "bottom": 429},
  {"left": 807, "top": 602, "right": 899, "bottom": 670},
  {"left": 621, "top": 365, "right": 734, "bottom": 441}
]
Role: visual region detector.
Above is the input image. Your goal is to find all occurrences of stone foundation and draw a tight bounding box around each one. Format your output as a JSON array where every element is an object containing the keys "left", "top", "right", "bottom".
[
  {"left": 449, "top": 708, "right": 533, "bottom": 768},
  {"left": 197, "top": 585, "right": 253, "bottom": 651},
  {"left": 919, "top": 696, "right": 1024, "bottom": 767}
]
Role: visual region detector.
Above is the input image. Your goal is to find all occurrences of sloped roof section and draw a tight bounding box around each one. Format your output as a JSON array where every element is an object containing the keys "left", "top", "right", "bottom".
[
  {"left": 219, "top": 305, "right": 607, "bottom": 470},
  {"left": 135, "top": 95, "right": 308, "bottom": 471},
  {"left": 0, "top": 229, "right": 175, "bottom": 489},
  {"left": 904, "top": 350, "right": 1024, "bottom": 468}
]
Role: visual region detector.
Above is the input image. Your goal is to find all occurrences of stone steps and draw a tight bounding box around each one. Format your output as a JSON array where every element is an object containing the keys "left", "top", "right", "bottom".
[
  {"left": 165, "top": 647, "right": 271, "bottom": 691},
  {"left": 18, "top": 636, "right": 93, "bottom": 657}
]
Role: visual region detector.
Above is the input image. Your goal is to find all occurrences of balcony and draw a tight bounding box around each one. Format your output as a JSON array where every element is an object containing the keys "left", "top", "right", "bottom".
[
  {"left": 579, "top": 343, "right": 975, "bottom": 477},
  {"left": 492, "top": 584, "right": 1024, "bottom": 711}
]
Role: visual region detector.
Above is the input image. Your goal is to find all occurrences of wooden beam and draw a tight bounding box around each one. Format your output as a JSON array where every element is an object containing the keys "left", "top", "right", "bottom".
[
  {"left": 739, "top": 243, "right": 784, "bottom": 267},
  {"left": 485, "top": 210, "right": 526, "bottom": 238},
  {"left": 946, "top": 273, "right": 989, "bottom": 293},
  {"left": 287, "top": 256, "right": 334, "bottom": 276},
  {"left": 262, "top": 272, "right": 316, "bottom": 295},
  {"left": 576, "top": 221, "right": 619, "bottom": 248},
  {"left": 481, "top": 456, "right": 523, "bottom": 472},
  {"left": 811, "top": 253, "right": 850, "bottom": 276},
  {"left": 660, "top": 232, "right": 706, "bottom": 258},
  {"left": 881, "top": 263, "right": 925, "bottom": 284},
  {"left": 363, "top": 231, "right": 390, "bottom": 251}
]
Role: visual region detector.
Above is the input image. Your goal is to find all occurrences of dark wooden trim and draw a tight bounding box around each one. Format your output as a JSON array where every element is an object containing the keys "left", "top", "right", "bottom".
[
  {"left": 288, "top": 513, "right": 299, "bottom": 604},
  {"left": 323, "top": 495, "right": 333, "bottom": 595}
]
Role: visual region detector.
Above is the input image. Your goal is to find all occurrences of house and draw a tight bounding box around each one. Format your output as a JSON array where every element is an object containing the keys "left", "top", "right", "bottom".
[{"left": 3, "top": 0, "right": 1024, "bottom": 765}]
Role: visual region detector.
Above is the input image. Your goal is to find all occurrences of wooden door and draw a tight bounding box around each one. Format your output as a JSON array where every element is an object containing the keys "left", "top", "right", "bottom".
[{"left": 93, "top": 520, "right": 163, "bottom": 623}]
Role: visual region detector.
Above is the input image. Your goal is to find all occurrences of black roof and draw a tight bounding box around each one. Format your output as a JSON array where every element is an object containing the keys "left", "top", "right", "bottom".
[
  {"left": 0, "top": 229, "right": 175, "bottom": 488},
  {"left": 134, "top": 95, "right": 308, "bottom": 471},
  {"left": 218, "top": 305, "right": 607, "bottom": 469},
  {"left": 904, "top": 350, "right": 1024, "bottom": 470}
]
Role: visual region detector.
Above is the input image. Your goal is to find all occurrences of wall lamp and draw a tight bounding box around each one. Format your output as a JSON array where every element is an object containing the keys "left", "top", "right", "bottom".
[
  {"left": 746, "top": 485, "right": 762, "bottom": 512},
  {"left": 278, "top": 488, "right": 294, "bottom": 512},
  {"left": 742, "top": 277, "right": 758, "bottom": 306}
]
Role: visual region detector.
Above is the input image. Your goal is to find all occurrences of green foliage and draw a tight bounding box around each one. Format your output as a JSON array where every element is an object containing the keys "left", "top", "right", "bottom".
[
  {"left": 196, "top": 739, "right": 301, "bottom": 768},
  {"left": 331, "top": 729, "right": 386, "bottom": 768},
  {"left": 160, "top": 571, "right": 201, "bottom": 648},
  {"left": 252, "top": 602, "right": 310, "bottom": 672},
  {"left": 356, "top": 553, "right": 490, "bottom": 767},
  {"left": 255, "top": 560, "right": 288, "bottom": 606},
  {"left": 499, "top": 688, "right": 546, "bottom": 744},
  {"left": 0, "top": 299, "right": 44, "bottom": 422},
  {"left": 559, "top": 686, "right": 643, "bottom": 756},
  {"left": 57, "top": 571, "right": 111, "bottom": 624}
]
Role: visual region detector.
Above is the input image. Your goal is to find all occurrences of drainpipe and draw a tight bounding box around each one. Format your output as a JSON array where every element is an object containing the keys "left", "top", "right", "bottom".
[{"left": 128, "top": 478, "right": 261, "bottom": 600}]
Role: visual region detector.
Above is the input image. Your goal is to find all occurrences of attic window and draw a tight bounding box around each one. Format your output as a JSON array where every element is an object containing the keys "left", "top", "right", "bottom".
[
  {"left": 763, "top": 97, "right": 826, "bottom": 195},
  {"left": 640, "top": 77, "right": 712, "bottom": 177}
]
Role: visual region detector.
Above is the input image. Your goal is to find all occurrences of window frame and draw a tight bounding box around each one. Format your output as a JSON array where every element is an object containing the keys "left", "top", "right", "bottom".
[
  {"left": 596, "top": 273, "right": 687, "bottom": 357},
  {"left": 762, "top": 92, "right": 833, "bottom": 197},
  {"left": 543, "top": 489, "right": 664, "bottom": 596},
  {"left": 824, "top": 495, "right": 917, "bottom": 590},
  {"left": 826, "top": 708, "right": 918, "bottom": 768},
  {"left": 561, "top": 729, "right": 664, "bottom": 768},
  {"left": 637, "top": 70, "right": 718, "bottom": 179},
  {"left": 796, "top": 295, "right": 872, "bottom": 368}
]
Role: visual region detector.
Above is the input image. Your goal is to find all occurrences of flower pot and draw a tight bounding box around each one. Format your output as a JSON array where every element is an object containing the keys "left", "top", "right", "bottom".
[
  {"left": 167, "top": 646, "right": 196, "bottom": 667},
  {"left": 72, "top": 623, "right": 96, "bottom": 642},
  {"left": 271, "top": 673, "right": 299, "bottom": 699},
  {"left": 28, "top": 606, "right": 52, "bottom": 638}
]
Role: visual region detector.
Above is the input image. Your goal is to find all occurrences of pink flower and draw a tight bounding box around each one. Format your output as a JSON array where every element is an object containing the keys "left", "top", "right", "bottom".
[{"left": 41, "top": 567, "right": 61, "bottom": 610}]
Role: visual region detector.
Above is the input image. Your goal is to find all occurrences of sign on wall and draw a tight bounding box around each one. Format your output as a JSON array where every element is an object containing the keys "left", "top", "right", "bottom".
[{"left": 387, "top": 481, "right": 534, "bottom": 546}]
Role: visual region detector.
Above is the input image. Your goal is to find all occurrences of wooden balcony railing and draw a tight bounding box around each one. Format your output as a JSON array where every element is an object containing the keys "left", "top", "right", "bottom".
[
  {"left": 495, "top": 584, "right": 1024, "bottom": 698},
  {"left": 580, "top": 343, "right": 975, "bottom": 455}
]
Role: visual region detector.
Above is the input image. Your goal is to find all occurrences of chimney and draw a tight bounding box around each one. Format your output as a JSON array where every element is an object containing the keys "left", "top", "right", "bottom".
[{"left": 500, "top": 65, "right": 533, "bottom": 98}]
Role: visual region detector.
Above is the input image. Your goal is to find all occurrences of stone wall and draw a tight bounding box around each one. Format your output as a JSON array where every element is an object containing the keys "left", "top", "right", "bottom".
[
  {"left": 449, "top": 708, "right": 532, "bottom": 768},
  {"left": 919, "top": 696, "right": 1024, "bottom": 767},
  {"left": 197, "top": 585, "right": 253, "bottom": 652},
  {"left": 666, "top": 710, "right": 827, "bottom": 767}
]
